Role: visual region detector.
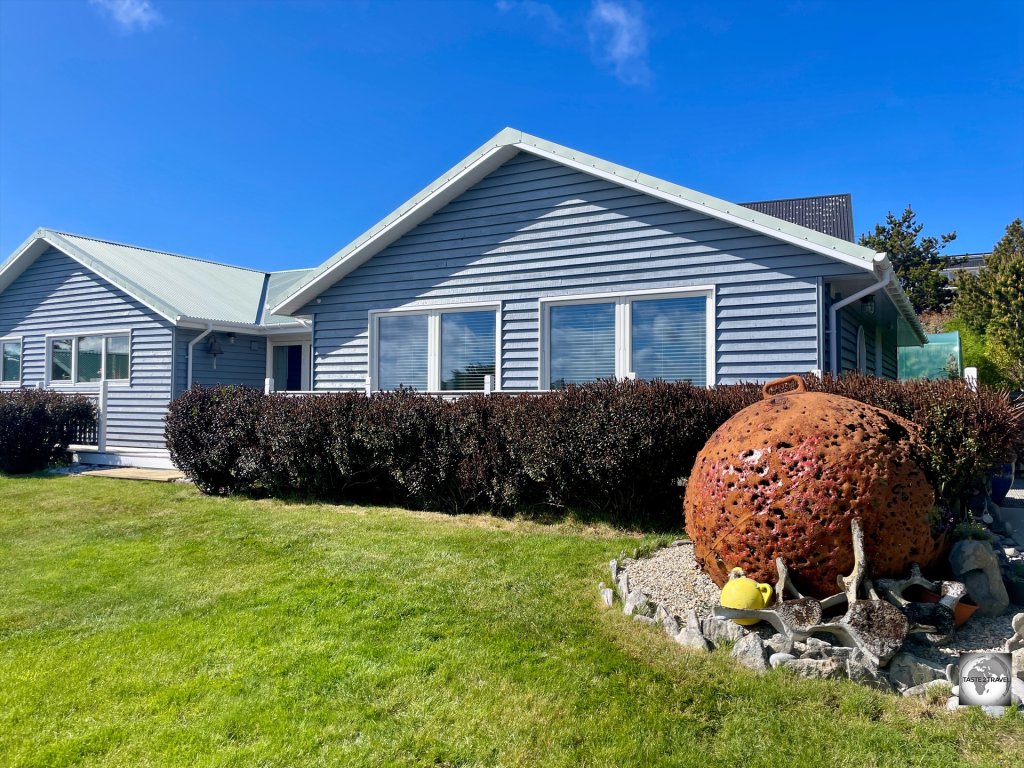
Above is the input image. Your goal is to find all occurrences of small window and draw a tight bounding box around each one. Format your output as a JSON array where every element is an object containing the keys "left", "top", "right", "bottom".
[
  {"left": 548, "top": 302, "right": 616, "bottom": 388},
  {"left": 51, "top": 338, "right": 73, "bottom": 382},
  {"left": 105, "top": 336, "right": 130, "bottom": 380},
  {"left": 1, "top": 340, "right": 21, "bottom": 383},
  {"left": 440, "top": 310, "right": 496, "bottom": 391},
  {"left": 377, "top": 314, "right": 428, "bottom": 391}
]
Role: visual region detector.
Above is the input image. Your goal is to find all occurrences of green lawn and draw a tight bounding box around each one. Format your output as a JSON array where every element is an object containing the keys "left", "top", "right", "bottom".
[{"left": 0, "top": 476, "right": 1020, "bottom": 767}]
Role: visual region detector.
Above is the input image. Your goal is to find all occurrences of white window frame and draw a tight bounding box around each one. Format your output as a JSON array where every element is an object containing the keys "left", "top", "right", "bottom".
[
  {"left": 44, "top": 330, "right": 132, "bottom": 387},
  {"left": 539, "top": 286, "right": 716, "bottom": 389},
  {"left": 1, "top": 335, "right": 23, "bottom": 385},
  {"left": 367, "top": 302, "right": 501, "bottom": 393}
]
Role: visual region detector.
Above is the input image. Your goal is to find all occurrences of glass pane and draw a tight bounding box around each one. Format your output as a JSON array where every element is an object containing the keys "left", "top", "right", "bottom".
[
  {"left": 440, "top": 311, "right": 496, "bottom": 391},
  {"left": 631, "top": 296, "right": 706, "bottom": 385},
  {"left": 272, "top": 345, "right": 303, "bottom": 391},
  {"left": 77, "top": 336, "right": 103, "bottom": 383},
  {"left": 549, "top": 302, "right": 615, "bottom": 388},
  {"left": 51, "top": 338, "right": 73, "bottom": 381},
  {"left": 377, "top": 314, "right": 428, "bottom": 391},
  {"left": 2, "top": 342, "right": 20, "bottom": 382},
  {"left": 105, "top": 335, "right": 130, "bottom": 380}
]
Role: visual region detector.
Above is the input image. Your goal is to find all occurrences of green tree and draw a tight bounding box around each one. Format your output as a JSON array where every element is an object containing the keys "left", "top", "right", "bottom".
[
  {"left": 859, "top": 206, "right": 957, "bottom": 314},
  {"left": 953, "top": 218, "right": 1024, "bottom": 388}
]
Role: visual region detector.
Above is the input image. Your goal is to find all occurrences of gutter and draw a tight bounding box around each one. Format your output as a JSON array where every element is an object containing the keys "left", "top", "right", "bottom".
[
  {"left": 829, "top": 254, "right": 893, "bottom": 375},
  {"left": 186, "top": 323, "right": 214, "bottom": 389}
]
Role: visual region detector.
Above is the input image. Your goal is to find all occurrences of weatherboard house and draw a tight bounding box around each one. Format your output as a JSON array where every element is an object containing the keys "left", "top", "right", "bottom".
[{"left": 0, "top": 129, "right": 925, "bottom": 467}]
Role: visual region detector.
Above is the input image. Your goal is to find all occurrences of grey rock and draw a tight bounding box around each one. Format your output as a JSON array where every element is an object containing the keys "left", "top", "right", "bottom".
[
  {"left": 902, "top": 680, "right": 951, "bottom": 697},
  {"left": 843, "top": 659, "right": 892, "bottom": 696},
  {"left": 701, "top": 616, "right": 749, "bottom": 647},
  {"left": 671, "top": 539, "right": 686, "bottom": 547},
  {"left": 599, "top": 586, "right": 615, "bottom": 608},
  {"left": 609, "top": 559, "right": 619, "bottom": 583},
  {"left": 782, "top": 657, "right": 845, "bottom": 680},
  {"left": 887, "top": 652, "right": 946, "bottom": 692},
  {"left": 949, "top": 540, "right": 1010, "bottom": 617},
  {"left": 616, "top": 572, "right": 630, "bottom": 602},
  {"left": 800, "top": 637, "right": 833, "bottom": 660},
  {"left": 946, "top": 696, "right": 961, "bottom": 711},
  {"left": 655, "top": 603, "right": 680, "bottom": 637},
  {"left": 675, "top": 609, "right": 711, "bottom": 652},
  {"left": 1012, "top": 677, "right": 1024, "bottom": 706},
  {"left": 1006, "top": 547, "right": 1020, "bottom": 558},
  {"left": 769, "top": 652, "right": 796, "bottom": 668},
  {"left": 765, "top": 632, "right": 792, "bottom": 656},
  {"left": 731, "top": 633, "right": 770, "bottom": 674},
  {"left": 981, "top": 705, "right": 1010, "bottom": 718},
  {"left": 624, "top": 589, "right": 653, "bottom": 617},
  {"left": 633, "top": 614, "right": 657, "bottom": 626}
]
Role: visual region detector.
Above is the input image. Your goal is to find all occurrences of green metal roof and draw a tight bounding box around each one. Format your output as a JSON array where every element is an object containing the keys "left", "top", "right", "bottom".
[{"left": 0, "top": 229, "right": 307, "bottom": 328}]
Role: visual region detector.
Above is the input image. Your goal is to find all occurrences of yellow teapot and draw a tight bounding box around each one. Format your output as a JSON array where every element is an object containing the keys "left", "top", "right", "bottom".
[{"left": 719, "top": 567, "right": 773, "bottom": 626}]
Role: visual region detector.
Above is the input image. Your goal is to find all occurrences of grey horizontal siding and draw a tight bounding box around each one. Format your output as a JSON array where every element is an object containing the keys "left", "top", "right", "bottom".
[
  {"left": 0, "top": 247, "right": 172, "bottom": 449},
  {"left": 173, "top": 329, "right": 267, "bottom": 396},
  {"left": 300, "top": 152, "right": 867, "bottom": 389}
]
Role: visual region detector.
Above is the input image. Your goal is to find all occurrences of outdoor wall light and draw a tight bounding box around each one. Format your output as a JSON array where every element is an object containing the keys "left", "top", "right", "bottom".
[{"left": 860, "top": 296, "right": 876, "bottom": 316}]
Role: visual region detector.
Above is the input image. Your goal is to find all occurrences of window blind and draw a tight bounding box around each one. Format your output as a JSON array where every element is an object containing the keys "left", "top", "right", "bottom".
[
  {"left": 378, "top": 314, "right": 428, "bottom": 391},
  {"left": 549, "top": 302, "right": 616, "bottom": 388},
  {"left": 440, "top": 310, "right": 495, "bottom": 391},
  {"left": 630, "top": 296, "right": 706, "bottom": 385}
]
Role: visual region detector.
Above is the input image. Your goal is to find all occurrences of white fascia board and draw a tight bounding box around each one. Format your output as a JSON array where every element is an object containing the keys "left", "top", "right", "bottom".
[{"left": 175, "top": 315, "right": 310, "bottom": 335}]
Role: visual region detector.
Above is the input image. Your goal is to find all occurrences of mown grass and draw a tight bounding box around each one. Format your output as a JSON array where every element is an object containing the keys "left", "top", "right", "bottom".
[{"left": 0, "top": 475, "right": 1021, "bottom": 767}]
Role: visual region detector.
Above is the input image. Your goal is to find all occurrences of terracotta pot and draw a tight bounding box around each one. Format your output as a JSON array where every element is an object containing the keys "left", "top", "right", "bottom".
[{"left": 907, "top": 586, "right": 979, "bottom": 626}]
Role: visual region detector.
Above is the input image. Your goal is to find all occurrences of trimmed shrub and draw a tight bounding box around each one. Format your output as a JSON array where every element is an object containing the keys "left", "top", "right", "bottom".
[
  {"left": 164, "top": 377, "right": 1023, "bottom": 526},
  {"left": 0, "top": 389, "right": 96, "bottom": 474},
  {"left": 807, "top": 374, "right": 1024, "bottom": 507},
  {"left": 165, "top": 386, "right": 264, "bottom": 495}
]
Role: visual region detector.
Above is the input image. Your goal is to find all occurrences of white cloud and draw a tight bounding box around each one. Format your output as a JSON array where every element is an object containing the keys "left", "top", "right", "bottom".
[
  {"left": 587, "top": 0, "right": 651, "bottom": 86},
  {"left": 90, "top": 0, "right": 163, "bottom": 33},
  {"left": 495, "top": 0, "right": 563, "bottom": 31}
]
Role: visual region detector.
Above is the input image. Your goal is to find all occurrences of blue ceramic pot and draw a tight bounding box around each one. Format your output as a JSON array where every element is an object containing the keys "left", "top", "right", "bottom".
[{"left": 989, "top": 462, "right": 1015, "bottom": 505}]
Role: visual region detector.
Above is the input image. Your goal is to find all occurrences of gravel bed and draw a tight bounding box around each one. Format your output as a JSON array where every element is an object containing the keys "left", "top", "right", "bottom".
[
  {"left": 621, "top": 541, "right": 720, "bottom": 619},
  {"left": 622, "top": 541, "right": 1022, "bottom": 664}
]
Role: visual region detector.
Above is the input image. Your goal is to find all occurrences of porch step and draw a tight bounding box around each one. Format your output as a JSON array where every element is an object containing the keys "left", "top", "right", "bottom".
[{"left": 72, "top": 445, "right": 176, "bottom": 470}]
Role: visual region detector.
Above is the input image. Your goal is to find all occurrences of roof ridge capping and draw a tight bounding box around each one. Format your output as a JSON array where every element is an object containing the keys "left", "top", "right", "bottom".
[
  {"left": 51, "top": 228, "right": 269, "bottom": 275},
  {"left": 265, "top": 128, "right": 921, "bottom": 342}
]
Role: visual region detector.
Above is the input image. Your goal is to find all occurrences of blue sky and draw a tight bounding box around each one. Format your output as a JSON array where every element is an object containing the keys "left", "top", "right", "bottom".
[{"left": 1, "top": 0, "right": 1021, "bottom": 271}]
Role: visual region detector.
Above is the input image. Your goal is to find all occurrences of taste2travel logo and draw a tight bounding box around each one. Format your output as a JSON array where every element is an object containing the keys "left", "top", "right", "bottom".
[{"left": 956, "top": 652, "right": 1012, "bottom": 707}]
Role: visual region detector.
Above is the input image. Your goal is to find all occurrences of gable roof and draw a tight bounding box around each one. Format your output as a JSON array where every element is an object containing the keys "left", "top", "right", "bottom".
[
  {"left": 271, "top": 128, "right": 893, "bottom": 317},
  {"left": 741, "top": 194, "right": 855, "bottom": 242},
  {"left": 0, "top": 228, "right": 306, "bottom": 329}
]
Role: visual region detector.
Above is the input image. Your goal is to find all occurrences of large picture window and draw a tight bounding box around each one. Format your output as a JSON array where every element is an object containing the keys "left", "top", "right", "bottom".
[
  {"left": 1, "top": 338, "right": 21, "bottom": 383},
  {"left": 373, "top": 306, "right": 498, "bottom": 392},
  {"left": 543, "top": 289, "right": 712, "bottom": 389},
  {"left": 48, "top": 333, "right": 130, "bottom": 384}
]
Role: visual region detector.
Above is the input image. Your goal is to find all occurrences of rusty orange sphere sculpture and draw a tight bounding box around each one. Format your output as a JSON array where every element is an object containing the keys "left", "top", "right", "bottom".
[{"left": 684, "top": 376, "right": 942, "bottom": 598}]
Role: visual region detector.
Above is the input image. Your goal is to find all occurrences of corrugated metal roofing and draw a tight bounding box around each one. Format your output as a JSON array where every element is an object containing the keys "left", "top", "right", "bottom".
[
  {"left": 264, "top": 269, "right": 315, "bottom": 324},
  {"left": 741, "top": 194, "right": 855, "bottom": 242}
]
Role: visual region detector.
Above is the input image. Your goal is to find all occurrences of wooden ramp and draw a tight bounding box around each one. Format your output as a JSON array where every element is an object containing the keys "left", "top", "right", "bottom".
[{"left": 80, "top": 467, "right": 185, "bottom": 483}]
